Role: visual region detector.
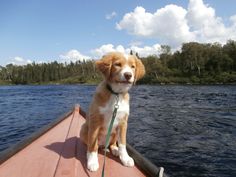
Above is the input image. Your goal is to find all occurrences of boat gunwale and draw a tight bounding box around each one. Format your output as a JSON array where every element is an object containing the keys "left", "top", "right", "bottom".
[
  {"left": 0, "top": 106, "right": 76, "bottom": 165},
  {"left": 127, "top": 144, "right": 168, "bottom": 177}
]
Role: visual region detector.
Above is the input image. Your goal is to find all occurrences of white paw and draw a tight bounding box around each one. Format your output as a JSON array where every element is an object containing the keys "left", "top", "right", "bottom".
[
  {"left": 87, "top": 151, "right": 99, "bottom": 171},
  {"left": 120, "top": 155, "right": 134, "bottom": 167},
  {"left": 111, "top": 146, "right": 119, "bottom": 157},
  {"left": 118, "top": 144, "right": 134, "bottom": 167}
]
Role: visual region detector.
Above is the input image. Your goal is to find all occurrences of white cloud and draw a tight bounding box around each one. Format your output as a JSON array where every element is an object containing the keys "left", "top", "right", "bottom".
[
  {"left": 106, "top": 11, "right": 117, "bottom": 20},
  {"left": 116, "top": 5, "right": 194, "bottom": 47},
  {"left": 130, "top": 44, "right": 161, "bottom": 57},
  {"left": 116, "top": 0, "right": 236, "bottom": 47},
  {"left": 91, "top": 44, "right": 126, "bottom": 58},
  {"left": 128, "top": 41, "right": 143, "bottom": 46},
  {"left": 9, "top": 56, "right": 32, "bottom": 65},
  {"left": 91, "top": 43, "right": 161, "bottom": 58},
  {"left": 14, "top": 56, "right": 24, "bottom": 62},
  {"left": 186, "top": 0, "right": 231, "bottom": 43},
  {"left": 60, "top": 49, "right": 90, "bottom": 63},
  {"left": 230, "top": 15, "right": 236, "bottom": 25},
  {"left": 187, "top": 0, "right": 216, "bottom": 30},
  {"left": 116, "top": 6, "right": 153, "bottom": 36}
]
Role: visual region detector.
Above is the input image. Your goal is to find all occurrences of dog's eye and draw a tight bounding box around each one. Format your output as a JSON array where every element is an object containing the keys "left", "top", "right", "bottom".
[
  {"left": 114, "top": 63, "right": 121, "bottom": 67},
  {"left": 131, "top": 65, "right": 135, "bottom": 69}
]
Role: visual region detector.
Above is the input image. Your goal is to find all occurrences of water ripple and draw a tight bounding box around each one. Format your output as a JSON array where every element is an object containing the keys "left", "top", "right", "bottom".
[{"left": 0, "top": 85, "right": 235, "bottom": 177}]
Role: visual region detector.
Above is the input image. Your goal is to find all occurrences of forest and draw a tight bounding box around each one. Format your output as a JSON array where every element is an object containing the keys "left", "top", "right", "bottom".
[{"left": 0, "top": 40, "right": 236, "bottom": 85}]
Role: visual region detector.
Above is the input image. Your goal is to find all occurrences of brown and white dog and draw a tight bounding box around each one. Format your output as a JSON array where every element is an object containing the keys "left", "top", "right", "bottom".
[{"left": 80, "top": 52, "right": 145, "bottom": 171}]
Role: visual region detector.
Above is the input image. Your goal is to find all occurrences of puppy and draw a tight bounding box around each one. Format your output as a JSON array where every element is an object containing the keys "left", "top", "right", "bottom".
[{"left": 80, "top": 52, "right": 145, "bottom": 171}]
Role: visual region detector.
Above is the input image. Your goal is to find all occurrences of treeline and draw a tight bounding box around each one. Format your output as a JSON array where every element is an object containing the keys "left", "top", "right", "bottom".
[
  {"left": 0, "top": 60, "right": 101, "bottom": 84},
  {"left": 0, "top": 40, "right": 236, "bottom": 85},
  {"left": 140, "top": 40, "right": 236, "bottom": 84}
]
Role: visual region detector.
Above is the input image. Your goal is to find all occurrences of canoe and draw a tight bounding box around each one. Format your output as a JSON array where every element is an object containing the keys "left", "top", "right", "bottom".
[{"left": 0, "top": 105, "right": 168, "bottom": 177}]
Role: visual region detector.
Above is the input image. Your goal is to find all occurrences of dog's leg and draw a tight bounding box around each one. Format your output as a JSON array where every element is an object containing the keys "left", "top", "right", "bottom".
[
  {"left": 87, "top": 124, "right": 100, "bottom": 171},
  {"left": 110, "top": 133, "right": 119, "bottom": 156},
  {"left": 118, "top": 119, "right": 134, "bottom": 167},
  {"left": 80, "top": 123, "right": 88, "bottom": 145}
]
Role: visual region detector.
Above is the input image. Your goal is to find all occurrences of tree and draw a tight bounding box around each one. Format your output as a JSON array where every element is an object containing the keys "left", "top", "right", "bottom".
[
  {"left": 130, "top": 50, "right": 133, "bottom": 55},
  {"left": 160, "top": 45, "right": 172, "bottom": 68},
  {"left": 181, "top": 42, "right": 209, "bottom": 76},
  {"left": 223, "top": 40, "right": 236, "bottom": 71}
]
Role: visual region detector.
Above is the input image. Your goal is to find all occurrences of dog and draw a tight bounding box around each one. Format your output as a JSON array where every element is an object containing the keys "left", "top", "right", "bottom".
[{"left": 80, "top": 52, "right": 145, "bottom": 171}]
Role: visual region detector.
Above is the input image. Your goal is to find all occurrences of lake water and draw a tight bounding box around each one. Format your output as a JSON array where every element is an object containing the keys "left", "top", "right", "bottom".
[{"left": 0, "top": 85, "right": 236, "bottom": 177}]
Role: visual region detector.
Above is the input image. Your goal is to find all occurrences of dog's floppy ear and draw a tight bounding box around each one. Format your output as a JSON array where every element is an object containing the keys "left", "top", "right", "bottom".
[
  {"left": 95, "top": 54, "right": 112, "bottom": 78},
  {"left": 135, "top": 58, "right": 145, "bottom": 82}
]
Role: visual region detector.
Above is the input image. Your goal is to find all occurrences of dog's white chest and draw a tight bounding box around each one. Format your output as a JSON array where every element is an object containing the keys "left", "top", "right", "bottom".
[{"left": 99, "top": 95, "right": 129, "bottom": 130}]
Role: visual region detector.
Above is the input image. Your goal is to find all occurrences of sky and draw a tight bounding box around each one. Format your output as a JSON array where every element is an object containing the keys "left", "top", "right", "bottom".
[{"left": 0, "top": 0, "right": 236, "bottom": 66}]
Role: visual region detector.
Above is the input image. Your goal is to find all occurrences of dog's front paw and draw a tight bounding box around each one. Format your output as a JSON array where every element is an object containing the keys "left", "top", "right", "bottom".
[
  {"left": 120, "top": 155, "right": 134, "bottom": 167},
  {"left": 110, "top": 146, "right": 119, "bottom": 157},
  {"left": 87, "top": 151, "right": 99, "bottom": 171},
  {"left": 119, "top": 144, "right": 134, "bottom": 167}
]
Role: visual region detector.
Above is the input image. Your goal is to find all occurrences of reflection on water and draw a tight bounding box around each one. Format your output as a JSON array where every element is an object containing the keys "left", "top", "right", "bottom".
[{"left": 0, "top": 85, "right": 236, "bottom": 177}]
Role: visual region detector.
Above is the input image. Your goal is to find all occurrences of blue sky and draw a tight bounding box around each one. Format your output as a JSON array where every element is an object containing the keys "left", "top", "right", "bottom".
[{"left": 1, "top": 0, "right": 236, "bottom": 66}]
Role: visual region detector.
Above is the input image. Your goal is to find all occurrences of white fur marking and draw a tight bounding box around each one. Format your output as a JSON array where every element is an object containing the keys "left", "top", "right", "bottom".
[
  {"left": 118, "top": 144, "right": 134, "bottom": 167},
  {"left": 110, "top": 82, "right": 132, "bottom": 93},
  {"left": 99, "top": 95, "right": 129, "bottom": 131},
  {"left": 120, "top": 65, "right": 134, "bottom": 82},
  {"left": 87, "top": 151, "right": 99, "bottom": 171},
  {"left": 124, "top": 54, "right": 129, "bottom": 61}
]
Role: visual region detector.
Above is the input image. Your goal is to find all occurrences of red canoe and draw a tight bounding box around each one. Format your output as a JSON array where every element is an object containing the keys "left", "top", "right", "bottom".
[{"left": 0, "top": 105, "right": 168, "bottom": 177}]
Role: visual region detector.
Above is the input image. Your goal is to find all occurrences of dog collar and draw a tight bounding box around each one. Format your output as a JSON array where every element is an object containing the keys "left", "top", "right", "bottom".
[{"left": 106, "top": 84, "right": 120, "bottom": 95}]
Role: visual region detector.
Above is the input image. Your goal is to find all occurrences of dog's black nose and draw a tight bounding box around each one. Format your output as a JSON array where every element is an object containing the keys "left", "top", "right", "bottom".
[{"left": 124, "top": 72, "right": 132, "bottom": 80}]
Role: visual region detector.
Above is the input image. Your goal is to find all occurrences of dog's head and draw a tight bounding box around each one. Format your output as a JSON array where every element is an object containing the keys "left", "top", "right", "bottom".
[{"left": 96, "top": 52, "right": 145, "bottom": 93}]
